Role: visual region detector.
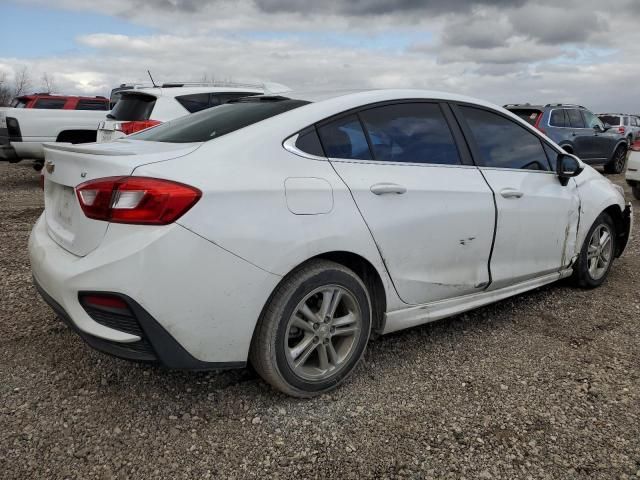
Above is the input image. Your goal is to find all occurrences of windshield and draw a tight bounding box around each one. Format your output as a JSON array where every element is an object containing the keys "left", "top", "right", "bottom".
[{"left": 132, "top": 97, "right": 309, "bottom": 143}]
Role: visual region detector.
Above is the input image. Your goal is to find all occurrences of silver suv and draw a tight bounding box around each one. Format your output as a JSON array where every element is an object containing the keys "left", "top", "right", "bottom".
[{"left": 598, "top": 113, "right": 640, "bottom": 146}]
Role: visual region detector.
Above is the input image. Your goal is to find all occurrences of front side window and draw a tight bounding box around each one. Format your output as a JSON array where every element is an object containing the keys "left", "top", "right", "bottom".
[
  {"left": 34, "top": 98, "right": 66, "bottom": 109},
  {"left": 317, "top": 115, "right": 372, "bottom": 160},
  {"left": 566, "top": 109, "right": 585, "bottom": 128},
  {"left": 460, "top": 106, "right": 550, "bottom": 171},
  {"left": 582, "top": 110, "right": 604, "bottom": 129},
  {"left": 358, "top": 103, "right": 461, "bottom": 165}
]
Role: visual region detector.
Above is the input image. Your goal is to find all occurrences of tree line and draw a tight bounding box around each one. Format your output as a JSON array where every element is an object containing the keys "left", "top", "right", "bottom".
[{"left": 0, "top": 68, "right": 57, "bottom": 106}]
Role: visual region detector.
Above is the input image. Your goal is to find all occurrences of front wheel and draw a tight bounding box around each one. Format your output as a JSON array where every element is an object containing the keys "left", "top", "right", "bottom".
[
  {"left": 250, "top": 260, "right": 372, "bottom": 397},
  {"left": 604, "top": 145, "right": 627, "bottom": 174},
  {"left": 571, "top": 213, "right": 616, "bottom": 288}
]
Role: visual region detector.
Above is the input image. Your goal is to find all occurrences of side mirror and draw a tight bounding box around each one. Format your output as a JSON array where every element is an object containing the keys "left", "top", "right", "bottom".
[
  {"left": 557, "top": 153, "right": 583, "bottom": 186},
  {"left": 602, "top": 123, "right": 612, "bottom": 131},
  {"left": 594, "top": 124, "right": 604, "bottom": 132}
]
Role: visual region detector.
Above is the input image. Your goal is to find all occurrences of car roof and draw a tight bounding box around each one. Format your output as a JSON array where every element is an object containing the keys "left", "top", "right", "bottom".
[
  {"left": 278, "top": 88, "right": 504, "bottom": 110},
  {"left": 119, "top": 86, "right": 265, "bottom": 98}
]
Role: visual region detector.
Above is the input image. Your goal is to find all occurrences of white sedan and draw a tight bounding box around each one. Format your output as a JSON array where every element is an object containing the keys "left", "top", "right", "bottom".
[{"left": 30, "top": 90, "right": 632, "bottom": 397}]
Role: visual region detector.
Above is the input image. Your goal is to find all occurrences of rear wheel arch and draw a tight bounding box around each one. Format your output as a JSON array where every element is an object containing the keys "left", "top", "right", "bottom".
[{"left": 255, "top": 251, "right": 387, "bottom": 340}]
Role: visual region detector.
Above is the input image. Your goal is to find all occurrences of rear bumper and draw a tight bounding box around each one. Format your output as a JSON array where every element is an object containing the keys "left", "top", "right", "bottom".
[
  {"left": 34, "top": 277, "right": 243, "bottom": 369},
  {"left": 29, "top": 213, "right": 281, "bottom": 367}
]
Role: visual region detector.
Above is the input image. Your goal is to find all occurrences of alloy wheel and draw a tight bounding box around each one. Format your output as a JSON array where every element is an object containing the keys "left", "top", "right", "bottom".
[
  {"left": 284, "top": 285, "right": 362, "bottom": 381},
  {"left": 586, "top": 224, "right": 613, "bottom": 280}
]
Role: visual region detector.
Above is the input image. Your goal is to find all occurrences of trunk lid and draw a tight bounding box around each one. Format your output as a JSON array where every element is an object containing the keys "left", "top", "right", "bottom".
[{"left": 42, "top": 139, "right": 201, "bottom": 256}]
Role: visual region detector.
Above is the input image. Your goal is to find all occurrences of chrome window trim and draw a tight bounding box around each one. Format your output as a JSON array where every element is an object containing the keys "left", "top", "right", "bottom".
[{"left": 282, "top": 134, "right": 327, "bottom": 161}]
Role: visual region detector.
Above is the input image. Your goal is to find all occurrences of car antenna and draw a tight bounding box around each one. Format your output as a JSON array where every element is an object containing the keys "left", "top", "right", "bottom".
[{"left": 147, "top": 70, "right": 158, "bottom": 88}]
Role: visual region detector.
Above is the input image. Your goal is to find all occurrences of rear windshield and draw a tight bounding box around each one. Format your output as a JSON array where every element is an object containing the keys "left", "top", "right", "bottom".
[
  {"left": 599, "top": 115, "right": 621, "bottom": 126},
  {"left": 509, "top": 109, "right": 542, "bottom": 126},
  {"left": 109, "top": 93, "right": 156, "bottom": 121},
  {"left": 132, "top": 97, "right": 309, "bottom": 143}
]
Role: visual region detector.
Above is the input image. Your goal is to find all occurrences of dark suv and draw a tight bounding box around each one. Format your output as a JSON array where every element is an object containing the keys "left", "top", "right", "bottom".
[{"left": 505, "top": 103, "right": 628, "bottom": 174}]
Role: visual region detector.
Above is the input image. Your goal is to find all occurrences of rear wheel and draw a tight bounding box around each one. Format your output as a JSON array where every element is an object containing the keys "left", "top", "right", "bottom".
[
  {"left": 250, "top": 259, "right": 371, "bottom": 397},
  {"left": 604, "top": 145, "right": 627, "bottom": 174},
  {"left": 571, "top": 213, "right": 616, "bottom": 288}
]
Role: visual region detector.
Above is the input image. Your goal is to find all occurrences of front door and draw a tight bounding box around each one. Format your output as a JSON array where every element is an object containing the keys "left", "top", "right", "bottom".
[
  {"left": 316, "top": 102, "right": 496, "bottom": 305},
  {"left": 454, "top": 104, "right": 580, "bottom": 289}
]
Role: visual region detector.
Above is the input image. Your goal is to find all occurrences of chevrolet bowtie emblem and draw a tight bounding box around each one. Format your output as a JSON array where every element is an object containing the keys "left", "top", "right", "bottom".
[{"left": 45, "top": 161, "right": 55, "bottom": 174}]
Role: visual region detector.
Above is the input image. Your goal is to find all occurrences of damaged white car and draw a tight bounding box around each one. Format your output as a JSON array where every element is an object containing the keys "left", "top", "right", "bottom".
[{"left": 30, "top": 90, "right": 632, "bottom": 397}]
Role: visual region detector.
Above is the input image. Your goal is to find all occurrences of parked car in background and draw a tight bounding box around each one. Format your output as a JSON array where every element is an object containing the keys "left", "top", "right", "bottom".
[
  {"left": 505, "top": 103, "right": 628, "bottom": 174},
  {"left": 96, "top": 82, "right": 288, "bottom": 142},
  {"left": 10, "top": 93, "right": 109, "bottom": 111},
  {"left": 31, "top": 90, "right": 632, "bottom": 397},
  {"left": 0, "top": 106, "right": 109, "bottom": 168},
  {"left": 627, "top": 142, "right": 640, "bottom": 199},
  {"left": 109, "top": 83, "right": 152, "bottom": 109},
  {"left": 598, "top": 113, "right": 639, "bottom": 146}
]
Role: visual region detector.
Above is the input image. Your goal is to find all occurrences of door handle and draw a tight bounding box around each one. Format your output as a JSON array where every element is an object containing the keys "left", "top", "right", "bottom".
[
  {"left": 500, "top": 188, "right": 524, "bottom": 199},
  {"left": 370, "top": 183, "right": 407, "bottom": 195}
]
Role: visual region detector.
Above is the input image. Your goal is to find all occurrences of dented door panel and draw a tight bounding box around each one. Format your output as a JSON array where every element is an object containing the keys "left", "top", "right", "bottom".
[{"left": 481, "top": 169, "right": 580, "bottom": 290}]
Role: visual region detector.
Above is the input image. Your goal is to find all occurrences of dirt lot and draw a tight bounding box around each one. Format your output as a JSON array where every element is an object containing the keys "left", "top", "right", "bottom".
[{"left": 1, "top": 160, "right": 639, "bottom": 480}]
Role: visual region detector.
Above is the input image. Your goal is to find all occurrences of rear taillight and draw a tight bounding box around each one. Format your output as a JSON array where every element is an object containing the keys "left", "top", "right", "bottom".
[
  {"left": 618, "top": 126, "right": 625, "bottom": 135},
  {"left": 631, "top": 141, "right": 640, "bottom": 152},
  {"left": 120, "top": 120, "right": 162, "bottom": 135},
  {"left": 533, "top": 112, "right": 545, "bottom": 134},
  {"left": 76, "top": 176, "right": 201, "bottom": 225}
]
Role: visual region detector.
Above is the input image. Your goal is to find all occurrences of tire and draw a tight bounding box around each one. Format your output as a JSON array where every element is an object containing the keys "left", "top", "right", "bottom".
[
  {"left": 633, "top": 184, "right": 640, "bottom": 200},
  {"left": 604, "top": 145, "right": 627, "bottom": 174},
  {"left": 250, "top": 259, "right": 372, "bottom": 397},
  {"left": 571, "top": 213, "right": 616, "bottom": 288}
]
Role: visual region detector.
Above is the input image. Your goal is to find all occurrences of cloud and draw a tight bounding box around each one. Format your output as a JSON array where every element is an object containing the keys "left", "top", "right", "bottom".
[{"left": 4, "top": 0, "right": 640, "bottom": 113}]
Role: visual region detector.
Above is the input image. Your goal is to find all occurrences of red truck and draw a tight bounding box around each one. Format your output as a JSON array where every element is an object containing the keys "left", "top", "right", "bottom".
[{"left": 9, "top": 94, "right": 109, "bottom": 111}]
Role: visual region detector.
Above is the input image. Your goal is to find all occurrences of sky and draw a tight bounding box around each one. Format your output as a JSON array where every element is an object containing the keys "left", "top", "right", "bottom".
[{"left": 0, "top": 0, "right": 639, "bottom": 113}]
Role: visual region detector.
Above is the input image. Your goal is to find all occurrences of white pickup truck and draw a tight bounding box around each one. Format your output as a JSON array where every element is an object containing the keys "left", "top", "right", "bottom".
[{"left": 0, "top": 108, "right": 108, "bottom": 167}]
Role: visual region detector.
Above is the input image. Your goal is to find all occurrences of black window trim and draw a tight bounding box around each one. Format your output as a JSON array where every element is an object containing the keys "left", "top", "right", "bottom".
[
  {"left": 283, "top": 98, "right": 475, "bottom": 167},
  {"left": 450, "top": 101, "right": 556, "bottom": 174}
]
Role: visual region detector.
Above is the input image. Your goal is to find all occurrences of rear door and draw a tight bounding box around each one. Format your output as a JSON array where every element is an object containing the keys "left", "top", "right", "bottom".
[
  {"left": 565, "top": 108, "right": 594, "bottom": 159},
  {"left": 320, "top": 102, "right": 496, "bottom": 305},
  {"left": 454, "top": 104, "right": 580, "bottom": 289}
]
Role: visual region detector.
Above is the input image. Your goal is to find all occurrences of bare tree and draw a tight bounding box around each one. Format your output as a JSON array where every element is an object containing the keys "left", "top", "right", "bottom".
[
  {"left": 41, "top": 72, "right": 57, "bottom": 93},
  {"left": 13, "top": 66, "right": 32, "bottom": 97},
  {"left": 0, "top": 72, "right": 12, "bottom": 106}
]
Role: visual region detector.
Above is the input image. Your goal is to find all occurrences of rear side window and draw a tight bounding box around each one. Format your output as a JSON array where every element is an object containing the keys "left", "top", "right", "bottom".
[
  {"left": 566, "top": 109, "right": 585, "bottom": 128},
  {"left": 211, "top": 92, "right": 258, "bottom": 106},
  {"left": 133, "top": 98, "right": 309, "bottom": 143},
  {"left": 624, "top": 116, "right": 630, "bottom": 126},
  {"left": 598, "top": 115, "right": 620, "bottom": 126},
  {"left": 317, "top": 115, "right": 372, "bottom": 160},
  {"left": 550, "top": 109, "right": 568, "bottom": 127},
  {"left": 294, "top": 127, "right": 324, "bottom": 157},
  {"left": 109, "top": 93, "right": 156, "bottom": 121},
  {"left": 34, "top": 98, "right": 66, "bottom": 109},
  {"left": 176, "top": 93, "right": 211, "bottom": 113},
  {"left": 358, "top": 103, "right": 460, "bottom": 165},
  {"left": 510, "top": 109, "right": 541, "bottom": 126},
  {"left": 76, "top": 100, "right": 109, "bottom": 111},
  {"left": 460, "top": 106, "right": 551, "bottom": 171}
]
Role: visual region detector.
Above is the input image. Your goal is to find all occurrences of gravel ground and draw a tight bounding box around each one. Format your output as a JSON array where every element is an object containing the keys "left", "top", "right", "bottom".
[{"left": 1, "top": 160, "right": 639, "bottom": 480}]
